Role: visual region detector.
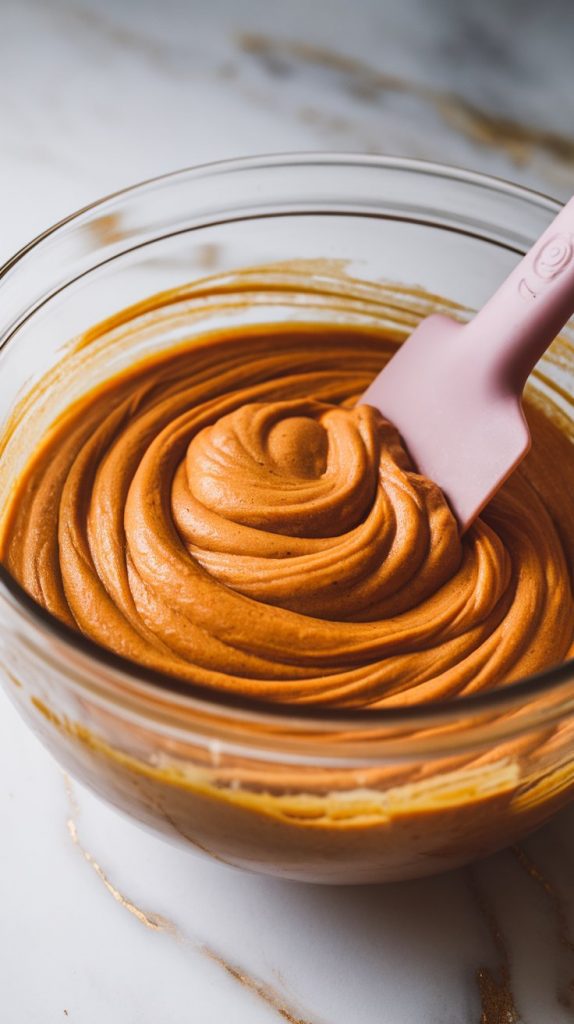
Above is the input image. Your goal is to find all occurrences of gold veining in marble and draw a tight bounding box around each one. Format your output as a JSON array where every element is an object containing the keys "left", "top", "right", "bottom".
[
  {"left": 64, "top": 773, "right": 177, "bottom": 933},
  {"left": 201, "top": 946, "right": 318, "bottom": 1024},
  {"left": 67, "top": 816, "right": 176, "bottom": 933},
  {"left": 512, "top": 845, "right": 574, "bottom": 954},
  {"left": 512, "top": 844, "right": 574, "bottom": 1008},
  {"left": 47, "top": 0, "right": 176, "bottom": 72},
  {"left": 466, "top": 868, "right": 520, "bottom": 1024},
  {"left": 238, "top": 34, "right": 574, "bottom": 171},
  {"left": 63, "top": 776, "right": 318, "bottom": 1022},
  {"left": 63, "top": 772, "right": 79, "bottom": 816}
]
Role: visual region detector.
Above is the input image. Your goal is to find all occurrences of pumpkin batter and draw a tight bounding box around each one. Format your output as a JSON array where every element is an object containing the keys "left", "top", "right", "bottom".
[
  {"left": 2, "top": 270, "right": 574, "bottom": 882},
  {"left": 2, "top": 313, "right": 574, "bottom": 708}
]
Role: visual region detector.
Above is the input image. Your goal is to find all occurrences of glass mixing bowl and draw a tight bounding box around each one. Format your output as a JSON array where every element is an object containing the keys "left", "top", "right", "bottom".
[{"left": 0, "top": 154, "right": 573, "bottom": 884}]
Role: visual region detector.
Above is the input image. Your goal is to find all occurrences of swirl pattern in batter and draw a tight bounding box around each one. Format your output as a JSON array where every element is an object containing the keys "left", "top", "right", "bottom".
[{"left": 2, "top": 314, "right": 574, "bottom": 708}]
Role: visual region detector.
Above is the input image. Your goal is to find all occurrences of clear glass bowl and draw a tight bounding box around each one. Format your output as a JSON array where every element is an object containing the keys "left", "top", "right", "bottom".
[{"left": 0, "top": 154, "right": 573, "bottom": 884}]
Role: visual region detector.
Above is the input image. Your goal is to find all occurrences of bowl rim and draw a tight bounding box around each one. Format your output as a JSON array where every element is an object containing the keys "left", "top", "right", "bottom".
[{"left": 0, "top": 150, "right": 571, "bottom": 727}]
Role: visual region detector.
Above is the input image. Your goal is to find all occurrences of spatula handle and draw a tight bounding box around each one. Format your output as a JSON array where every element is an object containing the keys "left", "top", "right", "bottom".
[{"left": 467, "top": 196, "right": 574, "bottom": 393}]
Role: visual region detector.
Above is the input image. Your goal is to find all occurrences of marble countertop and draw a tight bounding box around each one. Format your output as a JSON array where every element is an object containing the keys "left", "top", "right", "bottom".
[{"left": 1, "top": 1, "right": 574, "bottom": 1021}]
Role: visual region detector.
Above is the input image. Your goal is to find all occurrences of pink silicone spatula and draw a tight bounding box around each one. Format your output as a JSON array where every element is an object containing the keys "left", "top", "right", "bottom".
[{"left": 362, "top": 197, "right": 574, "bottom": 531}]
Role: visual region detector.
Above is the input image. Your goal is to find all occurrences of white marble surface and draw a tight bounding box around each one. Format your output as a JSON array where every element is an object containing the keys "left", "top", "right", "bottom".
[{"left": 1, "top": 1, "right": 574, "bottom": 1021}]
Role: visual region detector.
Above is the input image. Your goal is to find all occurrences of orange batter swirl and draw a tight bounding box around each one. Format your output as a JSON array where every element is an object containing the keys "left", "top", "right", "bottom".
[{"left": 2, "top": 311, "right": 574, "bottom": 708}]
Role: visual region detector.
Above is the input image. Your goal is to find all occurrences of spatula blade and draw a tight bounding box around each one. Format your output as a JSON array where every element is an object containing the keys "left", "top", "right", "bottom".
[{"left": 362, "top": 314, "right": 531, "bottom": 531}]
